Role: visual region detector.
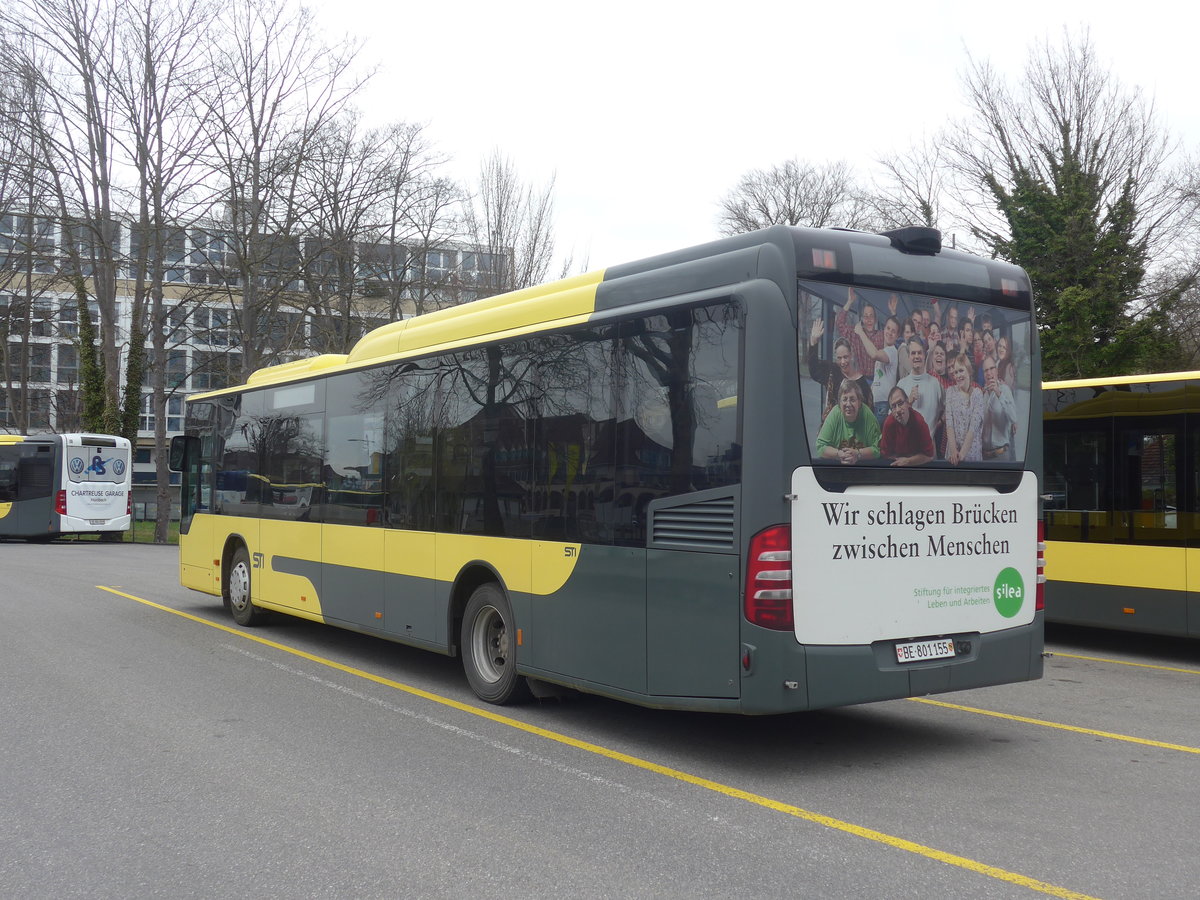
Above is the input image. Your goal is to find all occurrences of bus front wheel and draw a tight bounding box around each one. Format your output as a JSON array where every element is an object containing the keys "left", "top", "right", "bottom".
[
  {"left": 226, "top": 546, "right": 266, "bottom": 627},
  {"left": 461, "top": 583, "right": 529, "bottom": 705}
]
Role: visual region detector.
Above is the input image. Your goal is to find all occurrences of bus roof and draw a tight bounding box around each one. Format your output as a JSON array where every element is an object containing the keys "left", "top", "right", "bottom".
[
  {"left": 190, "top": 224, "right": 1030, "bottom": 402},
  {"left": 1043, "top": 370, "right": 1200, "bottom": 390}
]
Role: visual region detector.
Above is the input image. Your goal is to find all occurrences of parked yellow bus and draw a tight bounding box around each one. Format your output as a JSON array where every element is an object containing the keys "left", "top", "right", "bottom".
[{"left": 172, "top": 226, "right": 1045, "bottom": 712}]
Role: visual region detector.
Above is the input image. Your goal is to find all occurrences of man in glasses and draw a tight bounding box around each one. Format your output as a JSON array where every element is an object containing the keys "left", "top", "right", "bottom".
[{"left": 880, "top": 385, "right": 934, "bottom": 467}]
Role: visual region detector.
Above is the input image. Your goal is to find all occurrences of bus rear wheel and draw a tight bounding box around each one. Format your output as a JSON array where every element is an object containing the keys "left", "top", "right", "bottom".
[
  {"left": 461, "top": 583, "right": 529, "bottom": 705},
  {"left": 226, "top": 546, "right": 266, "bottom": 627}
]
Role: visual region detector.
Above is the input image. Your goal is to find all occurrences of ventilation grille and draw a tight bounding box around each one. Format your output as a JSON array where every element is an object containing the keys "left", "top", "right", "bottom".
[{"left": 651, "top": 496, "right": 736, "bottom": 551}]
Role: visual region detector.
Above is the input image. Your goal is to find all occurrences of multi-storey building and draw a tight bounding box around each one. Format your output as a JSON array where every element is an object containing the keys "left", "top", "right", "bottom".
[{"left": 0, "top": 213, "right": 503, "bottom": 511}]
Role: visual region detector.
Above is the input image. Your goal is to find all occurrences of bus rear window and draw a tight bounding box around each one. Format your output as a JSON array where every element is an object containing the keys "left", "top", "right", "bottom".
[{"left": 799, "top": 281, "right": 1033, "bottom": 468}]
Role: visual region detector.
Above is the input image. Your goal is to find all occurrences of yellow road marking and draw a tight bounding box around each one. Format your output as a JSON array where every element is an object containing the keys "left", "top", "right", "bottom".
[
  {"left": 1050, "top": 652, "right": 1200, "bottom": 677},
  {"left": 908, "top": 697, "right": 1200, "bottom": 754},
  {"left": 99, "top": 586, "right": 1096, "bottom": 900}
]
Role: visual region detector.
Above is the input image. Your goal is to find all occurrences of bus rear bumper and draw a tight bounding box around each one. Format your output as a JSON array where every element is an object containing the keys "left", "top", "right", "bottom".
[{"left": 738, "top": 613, "right": 1045, "bottom": 714}]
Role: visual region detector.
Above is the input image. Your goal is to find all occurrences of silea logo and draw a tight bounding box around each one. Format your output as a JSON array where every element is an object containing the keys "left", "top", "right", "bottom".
[{"left": 993, "top": 567, "right": 1026, "bottom": 618}]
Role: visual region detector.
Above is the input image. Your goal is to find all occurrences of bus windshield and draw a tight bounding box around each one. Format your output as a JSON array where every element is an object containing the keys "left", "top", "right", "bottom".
[{"left": 799, "top": 280, "right": 1034, "bottom": 468}]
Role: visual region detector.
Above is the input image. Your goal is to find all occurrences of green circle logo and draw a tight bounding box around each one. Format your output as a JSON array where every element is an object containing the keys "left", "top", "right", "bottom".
[{"left": 993, "top": 567, "right": 1025, "bottom": 618}]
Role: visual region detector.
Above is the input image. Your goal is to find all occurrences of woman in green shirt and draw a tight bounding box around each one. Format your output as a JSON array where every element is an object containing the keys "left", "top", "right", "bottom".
[{"left": 815, "top": 379, "right": 881, "bottom": 464}]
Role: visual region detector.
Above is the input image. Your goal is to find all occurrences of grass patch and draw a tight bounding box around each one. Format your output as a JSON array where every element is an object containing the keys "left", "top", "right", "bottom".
[{"left": 127, "top": 519, "right": 181, "bottom": 544}]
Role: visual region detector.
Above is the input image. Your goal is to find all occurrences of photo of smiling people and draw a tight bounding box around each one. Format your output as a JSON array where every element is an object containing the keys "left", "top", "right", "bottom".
[{"left": 800, "top": 280, "right": 1033, "bottom": 469}]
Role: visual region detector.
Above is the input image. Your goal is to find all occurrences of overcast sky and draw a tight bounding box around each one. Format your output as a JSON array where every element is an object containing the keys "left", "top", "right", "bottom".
[{"left": 308, "top": 0, "right": 1200, "bottom": 270}]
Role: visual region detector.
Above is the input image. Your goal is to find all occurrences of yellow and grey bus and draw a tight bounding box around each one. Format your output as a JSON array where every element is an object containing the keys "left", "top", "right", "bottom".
[
  {"left": 171, "top": 225, "right": 1044, "bottom": 712},
  {"left": 0, "top": 433, "right": 132, "bottom": 540},
  {"left": 1043, "top": 371, "right": 1200, "bottom": 637}
]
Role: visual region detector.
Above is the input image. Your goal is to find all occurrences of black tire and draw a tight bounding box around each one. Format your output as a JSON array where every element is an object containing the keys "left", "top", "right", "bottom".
[
  {"left": 460, "top": 583, "right": 529, "bottom": 704},
  {"left": 225, "top": 545, "right": 266, "bottom": 626}
]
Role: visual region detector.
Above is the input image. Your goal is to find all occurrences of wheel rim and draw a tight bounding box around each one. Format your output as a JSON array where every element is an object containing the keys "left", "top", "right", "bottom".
[
  {"left": 229, "top": 561, "right": 251, "bottom": 612},
  {"left": 469, "top": 604, "right": 509, "bottom": 685}
]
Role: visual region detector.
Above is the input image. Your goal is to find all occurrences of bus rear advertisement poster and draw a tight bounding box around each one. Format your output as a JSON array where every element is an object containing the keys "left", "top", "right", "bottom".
[
  {"left": 65, "top": 445, "right": 131, "bottom": 521},
  {"left": 793, "top": 468, "right": 1037, "bottom": 645}
]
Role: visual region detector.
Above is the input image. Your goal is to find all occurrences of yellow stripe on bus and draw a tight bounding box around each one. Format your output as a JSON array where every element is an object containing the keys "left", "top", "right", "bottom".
[
  {"left": 1045, "top": 541, "right": 1183, "bottom": 592},
  {"left": 180, "top": 516, "right": 583, "bottom": 610}
]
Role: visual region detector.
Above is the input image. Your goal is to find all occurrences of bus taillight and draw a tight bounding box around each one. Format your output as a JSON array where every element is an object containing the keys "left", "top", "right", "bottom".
[
  {"left": 55, "top": 490, "right": 67, "bottom": 516},
  {"left": 745, "top": 525, "right": 793, "bottom": 630},
  {"left": 1036, "top": 520, "right": 1046, "bottom": 611}
]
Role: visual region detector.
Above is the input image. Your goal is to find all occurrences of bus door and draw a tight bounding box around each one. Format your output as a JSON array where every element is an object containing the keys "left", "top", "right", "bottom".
[
  {"left": 1117, "top": 421, "right": 1188, "bottom": 634},
  {"left": 320, "top": 385, "right": 389, "bottom": 632},
  {"left": 237, "top": 385, "right": 326, "bottom": 616},
  {"left": 1187, "top": 419, "right": 1200, "bottom": 636}
]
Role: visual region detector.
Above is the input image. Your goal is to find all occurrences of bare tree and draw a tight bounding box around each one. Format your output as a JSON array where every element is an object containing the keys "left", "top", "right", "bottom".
[
  {"left": 864, "top": 137, "right": 947, "bottom": 231},
  {"left": 462, "top": 151, "right": 558, "bottom": 297},
  {"left": 946, "top": 29, "right": 1200, "bottom": 375},
  {"left": 385, "top": 173, "right": 462, "bottom": 318},
  {"left": 1, "top": 0, "right": 128, "bottom": 432},
  {"left": 109, "top": 0, "right": 221, "bottom": 542},
  {"left": 201, "top": 0, "right": 367, "bottom": 378},
  {"left": 0, "top": 52, "right": 69, "bottom": 433},
  {"left": 297, "top": 114, "right": 450, "bottom": 351},
  {"left": 717, "top": 158, "right": 873, "bottom": 235}
]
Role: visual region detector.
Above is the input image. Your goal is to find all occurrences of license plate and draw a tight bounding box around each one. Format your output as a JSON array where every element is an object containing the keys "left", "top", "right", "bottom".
[
  {"left": 895, "top": 638, "right": 956, "bottom": 663},
  {"left": 88, "top": 519, "right": 107, "bottom": 525}
]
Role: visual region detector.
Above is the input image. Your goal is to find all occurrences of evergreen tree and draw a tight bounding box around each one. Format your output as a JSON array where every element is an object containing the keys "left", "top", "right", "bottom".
[
  {"left": 74, "top": 279, "right": 119, "bottom": 433},
  {"left": 952, "top": 33, "right": 1195, "bottom": 379},
  {"left": 980, "top": 151, "right": 1184, "bottom": 378}
]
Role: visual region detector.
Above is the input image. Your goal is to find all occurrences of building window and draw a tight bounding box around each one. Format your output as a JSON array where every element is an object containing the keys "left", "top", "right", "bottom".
[
  {"left": 462, "top": 251, "right": 503, "bottom": 286},
  {"left": 7, "top": 342, "right": 52, "bottom": 383},
  {"left": 167, "top": 305, "right": 188, "bottom": 342},
  {"left": 191, "top": 307, "right": 231, "bottom": 347},
  {"left": 140, "top": 349, "right": 189, "bottom": 390},
  {"left": 55, "top": 389, "right": 81, "bottom": 432},
  {"left": 30, "top": 301, "right": 54, "bottom": 337},
  {"left": 166, "top": 350, "right": 188, "bottom": 390},
  {"left": 424, "top": 249, "right": 454, "bottom": 281},
  {"left": 189, "top": 229, "right": 237, "bottom": 285},
  {"left": 0, "top": 215, "right": 58, "bottom": 273},
  {"left": 140, "top": 394, "right": 185, "bottom": 433},
  {"left": 358, "top": 242, "right": 406, "bottom": 283},
  {"left": 269, "top": 311, "right": 304, "bottom": 347},
  {"left": 193, "top": 349, "right": 241, "bottom": 391},
  {"left": 56, "top": 299, "right": 99, "bottom": 339},
  {"left": 27, "top": 389, "right": 50, "bottom": 429},
  {"left": 0, "top": 292, "right": 21, "bottom": 332},
  {"left": 57, "top": 344, "right": 78, "bottom": 385},
  {"left": 131, "top": 227, "right": 187, "bottom": 282}
]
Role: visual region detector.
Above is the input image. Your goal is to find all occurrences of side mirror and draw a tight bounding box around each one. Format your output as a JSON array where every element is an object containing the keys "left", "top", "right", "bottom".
[{"left": 169, "top": 434, "right": 199, "bottom": 472}]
